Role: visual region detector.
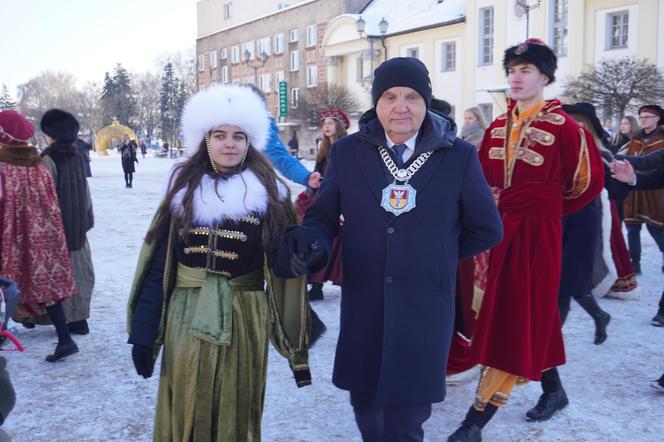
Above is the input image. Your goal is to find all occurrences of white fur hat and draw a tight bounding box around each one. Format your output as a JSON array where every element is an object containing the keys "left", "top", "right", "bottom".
[{"left": 181, "top": 84, "right": 270, "bottom": 153}]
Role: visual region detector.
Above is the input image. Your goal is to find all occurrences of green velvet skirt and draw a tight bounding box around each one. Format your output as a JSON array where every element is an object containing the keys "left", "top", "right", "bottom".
[{"left": 154, "top": 286, "right": 270, "bottom": 442}]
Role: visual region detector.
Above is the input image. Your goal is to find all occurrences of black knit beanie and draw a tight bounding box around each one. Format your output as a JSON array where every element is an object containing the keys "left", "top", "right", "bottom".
[
  {"left": 40, "top": 109, "right": 80, "bottom": 144},
  {"left": 371, "top": 57, "right": 432, "bottom": 108}
]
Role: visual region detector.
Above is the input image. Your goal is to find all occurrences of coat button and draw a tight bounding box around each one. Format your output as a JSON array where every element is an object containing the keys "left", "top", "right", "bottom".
[
  {"left": 386, "top": 276, "right": 393, "bottom": 284},
  {"left": 387, "top": 227, "right": 395, "bottom": 234}
]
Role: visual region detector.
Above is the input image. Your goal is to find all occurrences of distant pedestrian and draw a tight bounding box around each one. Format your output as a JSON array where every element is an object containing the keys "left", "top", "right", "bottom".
[
  {"left": 461, "top": 107, "right": 488, "bottom": 148},
  {"left": 74, "top": 135, "right": 92, "bottom": 177},
  {"left": 287, "top": 131, "right": 299, "bottom": 157},
  {"left": 139, "top": 140, "right": 147, "bottom": 159},
  {"left": 120, "top": 133, "right": 138, "bottom": 188}
]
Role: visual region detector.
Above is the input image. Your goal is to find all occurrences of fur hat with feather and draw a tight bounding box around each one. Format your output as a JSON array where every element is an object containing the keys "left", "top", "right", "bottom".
[{"left": 181, "top": 84, "right": 270, "bottom": 154}]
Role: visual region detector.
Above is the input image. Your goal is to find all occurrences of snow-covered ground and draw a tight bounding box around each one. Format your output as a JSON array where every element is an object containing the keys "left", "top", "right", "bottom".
[{"left": 2, "top": 155, "right": 663, "bottom": 441}]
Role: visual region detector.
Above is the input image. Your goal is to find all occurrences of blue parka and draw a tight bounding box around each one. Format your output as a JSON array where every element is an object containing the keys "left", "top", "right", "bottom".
[{"left": 303, "top": 109, "right": 503, "bottom": 405}]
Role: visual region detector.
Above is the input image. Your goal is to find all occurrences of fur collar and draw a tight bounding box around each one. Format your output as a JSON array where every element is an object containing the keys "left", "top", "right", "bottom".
[{"left": 169, "top": 169, "right": 287, "bottom": 226}]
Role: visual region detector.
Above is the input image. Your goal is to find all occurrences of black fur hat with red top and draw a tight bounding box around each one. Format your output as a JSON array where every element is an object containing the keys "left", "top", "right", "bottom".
[{"left": 503, "top": 38, "right": 558, "bottom": 84}]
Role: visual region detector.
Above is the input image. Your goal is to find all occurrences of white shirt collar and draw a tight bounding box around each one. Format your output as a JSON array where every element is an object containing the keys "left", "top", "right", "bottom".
[{"left": 385, "top": 131, "right": 418, "bottom": 162}]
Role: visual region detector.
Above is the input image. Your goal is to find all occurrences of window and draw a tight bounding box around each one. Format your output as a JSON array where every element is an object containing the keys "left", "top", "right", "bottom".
[
  {"left": 441, "top": 42, "right": 456, "bottom": 72},
  {"left": 198, "top": 54, "right": 205, "bottom": 72},
  {"left": 290, "top": 50, "right": 300, "bottom": 71},
  {"left": 277, "top": 2, "right": 289, "bottom": 10},
  {"left": 210, "top": 51, "right": 218, "bottom": 69},
  {"left": 406, "top": 47, "right": 419, "bottom": 58},
  {"left": 223, "top": 2, "right": 233, "bottom": 19},
  {"left": 231, "top": 46, "right": 240, "bottom": 64},
  {"left": 306, "top": 64, "right": 318, "bottom": 87},
  {"left": 356, "top": 56, "right": 364, "bottom": 82},
  {"left": 242, "top": 41, "right": 255, "bottom": 60},
  {"left": 550, "top": 0, "right": 568, "bottom": 56},
  {"left": 306, "top": 24, "right": 317, "bottom": 47},
  {"left": 275, "top": 70, "right": 285, "bottom": 84},
  {"left": 274, "top": 33, "right": 284, "bottom": 54},
  {"left": 221, "top": 66, "right": 229, "bottom": 83},
  {"left": 259, "top": 74, "right": 272, "bottom": 93},
  {"left": 607, "top": 11, "right": 629, "bottom": 49},
  {"left": 291, "top": 88, "right": 300, "bottom": 109},
  {"left": 258, "top": 37, "right": 271, "bottom": 56},
  {"left": 289, "top": 28, "right": 299, "bottom": 43},
  {"left": 479, "top": 7, "right": 494, "bottom": 65},
  {"left": 478, "top": 103, "right": 493, "bottom": 122},
  {"left": 220, "top": 48, "right": 228, "bottom": 60}
]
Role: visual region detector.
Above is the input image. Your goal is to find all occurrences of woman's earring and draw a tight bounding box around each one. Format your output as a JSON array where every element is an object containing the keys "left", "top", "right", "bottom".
[
  {"left": 240, "top": 140, "right": 250, "bottom": 167},
  {"left": 205, "top": 133, "right": 220, "bottom": 174}
]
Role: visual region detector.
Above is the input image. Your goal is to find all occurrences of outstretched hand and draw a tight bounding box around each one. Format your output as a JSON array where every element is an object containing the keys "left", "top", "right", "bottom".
[{"left": 610, "top": 160, "right": 636, "bottom": 184}]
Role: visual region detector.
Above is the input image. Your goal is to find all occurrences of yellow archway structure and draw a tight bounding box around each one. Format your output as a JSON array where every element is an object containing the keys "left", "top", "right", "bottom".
[{"left": 94, "top": 117, "right": 138, "bottom": 155}]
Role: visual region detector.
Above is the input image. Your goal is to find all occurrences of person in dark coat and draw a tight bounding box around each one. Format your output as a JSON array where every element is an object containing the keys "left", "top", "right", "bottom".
[
  {"left": 275, "top": 57, "right": 503, "bottom": 441},
  {"left": 139, "top": 140, "right": 147, "bottom": 158},
  {"left": 287, "top": 131, "right": 299, "bottom": 157},
  {"left": 74, "top": 136, "right": 92, "bottom": 177},
  {"left": 120, "top": 133, "right": 138, "bottom": 188}
]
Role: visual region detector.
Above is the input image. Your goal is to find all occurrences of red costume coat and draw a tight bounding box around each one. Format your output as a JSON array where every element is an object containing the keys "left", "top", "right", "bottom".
[{"left": 470, "top": 99, "right": 604, "bottom": 380}]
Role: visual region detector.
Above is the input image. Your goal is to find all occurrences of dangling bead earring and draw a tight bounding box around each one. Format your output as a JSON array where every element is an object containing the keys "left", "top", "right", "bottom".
[
  {"left": 239, "top": 140, "right": 250, "bottom": 167},
  {"left": 205, "top": 132, "right": 220, "bottom": 174}
]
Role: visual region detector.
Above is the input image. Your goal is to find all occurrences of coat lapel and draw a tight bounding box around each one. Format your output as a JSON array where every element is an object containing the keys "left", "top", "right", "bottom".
[{"left": 354, "top": 143, "right": 389, "bottom": 202}]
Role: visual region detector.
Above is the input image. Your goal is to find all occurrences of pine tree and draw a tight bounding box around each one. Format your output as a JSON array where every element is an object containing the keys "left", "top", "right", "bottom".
[
  {"left": 0, "top": 84, "right": 17, "bottom": 110},
  {"left": 99, "top": 64, "right": 137, "bottom": 128},
  {"left": 160, "top": 62, "right": 180, "bottom": 146}
]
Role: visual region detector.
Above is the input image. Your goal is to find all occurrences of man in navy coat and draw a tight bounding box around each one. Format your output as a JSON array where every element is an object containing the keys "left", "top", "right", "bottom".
[{"left": 280, "top": 57, "right": 503, "bottom": 441}]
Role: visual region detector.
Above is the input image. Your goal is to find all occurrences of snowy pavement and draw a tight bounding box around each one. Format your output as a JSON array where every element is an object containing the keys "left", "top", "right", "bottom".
[{"left": 2, "top": 155, "right": 663, "bottom": 441}]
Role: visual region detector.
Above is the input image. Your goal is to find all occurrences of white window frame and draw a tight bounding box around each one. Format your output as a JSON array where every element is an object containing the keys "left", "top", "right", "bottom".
[
  {"left": 306, "top": 24, "right": 317, "bottom": 47},
  {"left": 223, "top": 2, "right": 233, "bottom": 19},
  {"left": 549, "top": 0, "right": 568, "bottom": 56},
  {"left": 606, "top": 10, "right": 629, "bottom": 49},
  {"left": 290, "top": 50, "right": 300, "bottom": 71},
  {"left": 220, "top": 48, "right": 228, "bottom": 60},
  {"left": 210, "top": 50, "right": 218, "bottom": 69},
  {"left": 306, "top": 64, "right": 318, "bottom": 87},
  {"left": 198, "top": 54, "right": 205, "bottom": 72},
  {"left": 259, "top": 74, "right": 272, "bottom": 93},
  {"left": 440, "top": 41, "right": 456, "bottom": 72},
  {"left": 242, "top": 41, "right": 255, "bottom": 60},
  {"left": 289, "top": 28, "right": 299, "bottom": 43},
  {"left": 221, "top": 66, "right": 229, "bottom": 83},
  {"left": 258, "top": 37, "right": 271, "bottom": 56},
  {"left": 478, "top": 6, "right": 494, "bottom": 65},
  {"left": 406, "top": 47, "right": 419, "bottom": 59},
  {"left": 275, "top": 70, "right": 285, "bottom": 84},
  {"left": 231, "top": 46, "right": 240, "bottom": 64},
  {"left": 274, "top": 34, "right": 284, "bottom": 54},
  {"left": 291, "top": 87, "right": 300, "bottom": 109}
]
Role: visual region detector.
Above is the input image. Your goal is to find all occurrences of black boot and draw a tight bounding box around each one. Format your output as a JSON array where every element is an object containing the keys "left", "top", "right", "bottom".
[
  {"left": 45, "top": 340, "right": 79, "bottom": 362},
  {"left": 308, "top": 283, "right": 324, "bottom": 301},
  {"left": 526, "top": 368, "right": 568, "bottom": 422},
  {"left": 67, "top": 319, "right": 90, "bottom": 335},
  {"left": 309, "top": 306, "right": 327, "bottom": 347},
  {"left": 558, "top": 295, "right": 571, "bottom": 325},
  {"left": 448, "top": 404, "right": 497, "bottom": 442},
  {"left": 575, "top": 294, "right": 611, "bottom": 344},
  {"left": 45, "top": 303, "right": 78, "bottom": 362}
]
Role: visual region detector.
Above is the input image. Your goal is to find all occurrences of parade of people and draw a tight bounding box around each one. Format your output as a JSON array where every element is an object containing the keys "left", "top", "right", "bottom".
[{"left": 1, "top": 1, "right": 664, "bottom": 441}]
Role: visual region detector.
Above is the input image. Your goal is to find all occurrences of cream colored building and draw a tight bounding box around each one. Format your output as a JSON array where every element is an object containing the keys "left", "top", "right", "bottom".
[{"left": 322, "top": 0, "right": 664, "bottom": 123}]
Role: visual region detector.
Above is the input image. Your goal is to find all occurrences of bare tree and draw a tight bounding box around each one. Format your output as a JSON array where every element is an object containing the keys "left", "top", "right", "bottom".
[
  {"left": 134, "top": 72, "right": 161, "bottom": 145},
  {"left": 563, "top": 57, "right": 664, "bottom": 119},
  {"left": 292, "top": 83, "right": 362, "bottom": 127},
  {"left": 17, "top": 71, "right": 83, "bottom": 127}
]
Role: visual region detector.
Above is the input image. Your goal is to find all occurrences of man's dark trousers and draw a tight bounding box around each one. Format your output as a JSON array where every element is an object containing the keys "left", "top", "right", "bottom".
[{"left": 350, "top": 391, "right": 432, "bottom": 442}]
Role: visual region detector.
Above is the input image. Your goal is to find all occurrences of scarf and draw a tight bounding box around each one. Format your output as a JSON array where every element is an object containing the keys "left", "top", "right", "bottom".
[
  {"left": 461, "top": 123, "right": 482, "bottom": 139},
  {"left": 41, "top": 142, "right": 90, "bottom": 251}
]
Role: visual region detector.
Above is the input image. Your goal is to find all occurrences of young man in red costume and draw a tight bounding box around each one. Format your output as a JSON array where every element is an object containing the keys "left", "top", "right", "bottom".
[{"left": 448, "top": 39, "right": 605, "bottom": 441}]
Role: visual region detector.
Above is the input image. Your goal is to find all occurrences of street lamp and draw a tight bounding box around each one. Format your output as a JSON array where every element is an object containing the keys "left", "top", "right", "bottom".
[
  {"left": 243, "top": 49, "right": 268, "bottom": 84},
  {"left": 355, "top": 16, "right": 389, "bottom": 85}
]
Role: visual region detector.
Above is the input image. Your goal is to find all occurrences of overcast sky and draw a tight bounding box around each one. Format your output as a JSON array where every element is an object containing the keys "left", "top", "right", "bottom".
[{"left": 0, "top": 0, "right": 199, "bottom": 97}]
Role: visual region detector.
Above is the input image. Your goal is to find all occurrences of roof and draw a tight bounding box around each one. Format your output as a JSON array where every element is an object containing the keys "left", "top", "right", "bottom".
[{"left": 359, "top": 0, "right": 465, "bottom": 36}]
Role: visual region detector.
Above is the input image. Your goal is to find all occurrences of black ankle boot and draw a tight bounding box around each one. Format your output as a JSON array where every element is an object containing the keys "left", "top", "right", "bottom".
[
  {"left": 448, "top": 405, "right": 497, "bottom": 441},
  {"left": 575, "top": 294, "right": 611, "bottom": 344},
  {"left": 308, "top": 283, "right": 324, "bottom": 301},
  {"left": 526, "top": 369, "right": 568, "bottom": 422},
  {"left": 45, "top": 340, "right": 79, "bottom": 362},
  {"left": 67, "top": 319, "right": 90, "bottom": 335}
]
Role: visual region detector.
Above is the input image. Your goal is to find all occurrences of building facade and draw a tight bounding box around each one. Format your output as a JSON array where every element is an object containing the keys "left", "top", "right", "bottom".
[{"left": 322, "top": 0, "right": 664, "bottom": 123}]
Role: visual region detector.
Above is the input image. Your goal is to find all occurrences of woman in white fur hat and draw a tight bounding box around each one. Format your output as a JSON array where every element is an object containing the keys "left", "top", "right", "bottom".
[{"left": 126, "top": 84, "right": 311, "bottom": 441}]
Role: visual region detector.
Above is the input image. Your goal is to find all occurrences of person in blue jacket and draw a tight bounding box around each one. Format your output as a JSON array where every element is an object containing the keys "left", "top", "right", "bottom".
[{"left": 275, "top": 57, "right": 503, "bottom": 441}]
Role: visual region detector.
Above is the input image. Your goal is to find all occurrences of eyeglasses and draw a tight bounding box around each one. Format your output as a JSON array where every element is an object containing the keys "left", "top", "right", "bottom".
[{"left": 639, "top": 115, "right": 659, "bottom": 120}]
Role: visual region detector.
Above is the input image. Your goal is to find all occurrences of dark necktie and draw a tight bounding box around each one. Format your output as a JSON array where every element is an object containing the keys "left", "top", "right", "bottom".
[{"left": 393, "top": 144, "right": 407, "bottom": 168}]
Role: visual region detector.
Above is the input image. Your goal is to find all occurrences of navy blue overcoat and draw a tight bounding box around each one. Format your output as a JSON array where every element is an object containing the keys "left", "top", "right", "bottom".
[{"left": 303, "top": 110, "right": 503, "bottom": 405}]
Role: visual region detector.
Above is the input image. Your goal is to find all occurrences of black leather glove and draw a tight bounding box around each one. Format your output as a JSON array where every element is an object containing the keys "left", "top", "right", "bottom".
[
  {"left": 284, "top": 226, "right": 326, "bottom": 276},
  {"left": 132, "top": 344, "right": 156, "bottom": 379}
]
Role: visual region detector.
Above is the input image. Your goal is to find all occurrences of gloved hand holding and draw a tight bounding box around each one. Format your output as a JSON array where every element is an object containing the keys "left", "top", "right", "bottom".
[
  {"left": 132, "top": 344, "right": 156, "bottom": 379},
  {"left": 284, "top": 226, "right": 327, "bottom": 276}
]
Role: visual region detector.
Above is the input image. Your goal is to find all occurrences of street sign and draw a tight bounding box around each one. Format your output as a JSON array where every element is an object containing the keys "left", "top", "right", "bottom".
[{"left": 279, "top": 81, "right": 288, "bottom": 117}]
